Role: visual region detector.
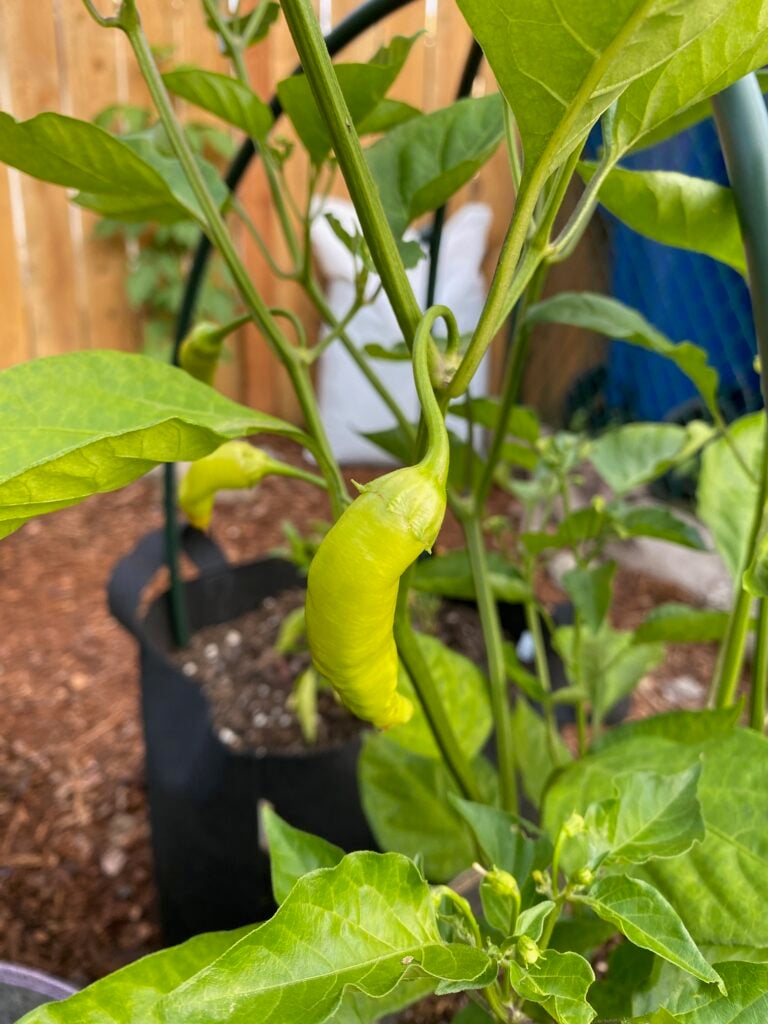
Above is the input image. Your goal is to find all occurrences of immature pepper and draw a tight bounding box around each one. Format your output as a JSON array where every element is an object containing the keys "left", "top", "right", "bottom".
[
  {"left": 178, "top": 315, "right": 249, "bottom": 385},
  {"left": 305, "top": 308, "right": 451, "bottom": 729},
  {"left": 180, "top": 440, "right": 325, "bottom": 530}
]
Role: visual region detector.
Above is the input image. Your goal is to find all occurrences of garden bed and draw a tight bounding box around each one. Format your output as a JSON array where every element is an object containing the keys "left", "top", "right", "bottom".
[{"left": 0, "top": 461, "right": 725, "bottom": 987}]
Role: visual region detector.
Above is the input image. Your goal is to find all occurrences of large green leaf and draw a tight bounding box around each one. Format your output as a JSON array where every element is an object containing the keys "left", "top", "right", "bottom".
[
  {"left": 525, "top": 293, "right": 720, "bottom": 417},
  {"left": 454, "top": 0, "right": 738, "bottom": 184},
  {"left": 0, "top": 351, "right": 303, "bottom": 539},
  {"left": 262, "top": 807, "right": 343, "bottom": 905},
  {"left": 697, "top": 412, "right": 764, "bottom": 578},
  {"left": 412, "top": 550, "right": 531, "bottom": 603},
  {"left": 17, "top": 926, "right": 255, "bottom": 1023},
  {"left": 642, "top": 960, "right": 768, "bottom": 1022},
  {"left": 0, "top": 111, "right": 211, "bottom": 223},
  {"left": 366, "top": 94, "right": 504, "bottom": 237},
  {"left": 633, "top": 604, "right": 730, "bottom": 644},
  {"left": 388, "top": 634, "right": 492, "bottom": 760},
  {"left": 589, "top": 422, "right": 711, "bottom": 494},
  {"left": 609, "top": 504, "right": 707, "bottom": 551},
  {"left": 603, "top": 765, "right": 705, "bottom": 866},
  {"left": 544, "top": 729, "right": 768, "bottom": 952},
  {"left": 580, "top": 876, "right": 721, "bottom": 987},
  {"left": 163, "top": 66, "right": 273, "bottom": 139},
  {"left": 160, "top": 853, "right": 495, "bottom": 1024},
  {"left": 610, "top": 6, "right": 768, "bottom": 154},
  {"left": 359, "top": 734, "right": 495, "bottom": 881},
  {"left": 582, "top": 163, "right": 746, "bottom": 275},
  {"left": 508, "top": 950, "right": 596, "bottom": 1024},
  {"left": 278, "top": 35, "right": 418, "bottom": 165}
]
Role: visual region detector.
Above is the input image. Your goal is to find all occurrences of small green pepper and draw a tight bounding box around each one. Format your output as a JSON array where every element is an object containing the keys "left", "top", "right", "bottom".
[
  {"left": 179, "top": 440, "right": 325, "bottom": 529},
  {"left": 178, "top": 315, "right": 250, "bottom": 385},
  {"left": 305, "top": 307, "right": 452, "bottom": 729}
]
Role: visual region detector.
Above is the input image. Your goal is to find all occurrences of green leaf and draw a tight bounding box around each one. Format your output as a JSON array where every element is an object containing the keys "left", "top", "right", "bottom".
[
  {"left": 522, "top": 505, "right": 608, "bottom": 555},
  {"left": 555, "top": 624, "right": 664, "bottom": 725},
  {"left": 455, "top": 0, "right": 745, "bottom": 185},
  {"left": 525, "top": 293, "right": 720, "bottom": 417},
  {"left": 0, "top": 351, "right": 303, "bottom": 539},
  {"left": 159, "top": 853, "right": 494, "bottom": 1024},
  {"left": 412, "top": 550, "right": 531, "bottom": 603},
  {"left": 76, "top": 133, "right": 228, "bottom": 224},
  {"left": 745, "top": 528, "right": 768, "bottom": 597},
  {"left": 262, "top": 806, "right": 343, "bottom": 905},
  {"left": 648, "top": 960, "right": 768, "bottom": 1022},
  {"left": 610, "top": 8, "right": 768, "bottom": 155},
  {"left": 450, "top": 798, "right": 552, "bottom": 910},
  {"left": 363, "top": 341, "right": 410, "bottom": 361},
  {"left": 562, "top": 562, "right": 616, "bottom": 633},
  {"left": 0, "top": 111, "right": 209, "bottom": 224},
  {"left": 588, "top": 942, "right": 657, "bottom": 1020},
  {"left": 581, "top": 875, "right": 721, "bottom": 988},
  {"left": 544, "top": 729, "right": 768, "bottom": 952},
  {"left": 604, "top": 765, "right": 705, "bottom": 865},
  {"left": 163, "top": 67, "right": 273, "bottom": 139},
  {"left": 17, "top": 925, "right": 255, "bottom": 1023},
  {"left": 508, "top": 950, "right": 596, "bottom": 1024},
  {"left": 366, "top": 94, "right": 504, "bottom": 237},
  {"left": 454, "top": 1004, "right": 493, "bottom": 1024},
  {"left": 511, "top": 698, "right": 571, "bottom": 807},
  {"left": 359, "top": 734, "right": 495, "bottom": 881},
  {"left": 610, "top": 504, "right": 707, "bottom": 551},
  {"left": 357, "top": 98, "right": 421, "bottom": 135},
  {"left": 278, "top": 35, "right": 418, "bottom": 164},
  {"left": 590, "top": 422, "right": 712, "bottom": 494},
  {"left": 697, "top": 412, "right": 764, "bottom": 578},
  {"left": 449, "top": 398, "right": 540, "bottom": 443},
  {"left": 581, "top": 163, "right": 746, "bottom": 276},
  {"left": 388, "top": 633, "right": 492, "bottom": 760},
  {"left": 633, "top": 604, "right": 730, "bottom": 645},
  {"left": 592, "top": 708, "right": 741, "bottom": 752}
]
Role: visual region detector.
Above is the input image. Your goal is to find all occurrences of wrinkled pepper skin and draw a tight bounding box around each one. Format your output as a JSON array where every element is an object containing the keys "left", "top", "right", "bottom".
[
  {"left": 305, "top": 464, "right": 446, "bottom": 728},
  {"left": 305, "top": 305, "right": 454, "bottom": 730}
]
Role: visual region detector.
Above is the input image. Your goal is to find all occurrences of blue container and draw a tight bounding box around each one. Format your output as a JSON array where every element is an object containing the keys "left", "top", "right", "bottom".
[{"left": 600, "top": 118, "right": 761, "bottom": 421}]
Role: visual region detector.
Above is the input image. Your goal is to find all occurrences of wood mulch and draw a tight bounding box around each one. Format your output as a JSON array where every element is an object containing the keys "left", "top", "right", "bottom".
[{"left": 0, "top": 447, "right": 721, "bottom": 999}]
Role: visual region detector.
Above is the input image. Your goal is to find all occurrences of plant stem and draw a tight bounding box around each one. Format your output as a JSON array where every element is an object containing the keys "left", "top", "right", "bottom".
[
  {"left": 751, "top": 599, "right": 768, "bottom": 731},
  {"left": 711, "top": 415, "right": 768, "bottom": 708},
  {"left": 475, "top": 262, "right": 549, "bottom": 510},
  {"left": 305, "top": 278, "right": 416, "bottom": 441},
  {"left": 280, "top": 0, "right": 423, "bottom": 346},
  {"left": 122, "top": 6, "right": 349, "bottom": 518},
  {"left": 524, "top": 597, "right": 562, "bottom": 766},
  {"left": 462, "top": 514, "right": 518, "bottom": 814},
  {"left": 394, "top": 576, "right": 482, "bottom": 803}
]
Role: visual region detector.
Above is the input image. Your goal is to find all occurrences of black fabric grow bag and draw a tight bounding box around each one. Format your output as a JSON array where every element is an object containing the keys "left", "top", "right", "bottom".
[{"left": 109, "top": 526, "right": 374, "bottom": 945}]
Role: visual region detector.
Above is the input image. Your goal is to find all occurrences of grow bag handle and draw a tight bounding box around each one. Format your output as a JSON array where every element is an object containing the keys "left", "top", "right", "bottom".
[{"left": 108, "top": 524, "right": 227, "bottom": 636}]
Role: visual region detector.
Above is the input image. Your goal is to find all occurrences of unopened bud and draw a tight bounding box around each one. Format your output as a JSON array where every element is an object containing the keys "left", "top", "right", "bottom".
[
  {"left": 563, "top": 812, "right": 585, "bottom": 838},
  {"left": 572, "top": 867, "right": 594, "bottom": 887},
  {"left": 517, "top": 935, "right": 540, "bottom": 965},
  {"left": 486, "top": 869, "right": 520, "bottom": 900}
]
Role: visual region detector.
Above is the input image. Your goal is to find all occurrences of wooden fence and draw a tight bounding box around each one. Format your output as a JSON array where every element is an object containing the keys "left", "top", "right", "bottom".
[{"left": 0, "top": 1, "right": 606, "bottom": 422}]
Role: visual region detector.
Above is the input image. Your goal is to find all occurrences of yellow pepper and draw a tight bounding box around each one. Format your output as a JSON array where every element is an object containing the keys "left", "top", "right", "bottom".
[
  {"left": 178, "top": 315, "right": 249, "bottom": 386},
  {"left": 305, "top": 307, "right": 452, "bottom": 729},
  {"left": 180, "top": 440, "right": 325, "bottom": 529}
]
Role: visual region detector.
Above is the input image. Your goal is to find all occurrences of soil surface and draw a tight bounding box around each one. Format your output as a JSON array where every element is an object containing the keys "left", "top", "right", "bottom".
[
  {"left": 0, "top": 445, "right": 728, "bottom": 999},
  {"left": 171, "top": 589, "right": 362, "bottom": 754}
]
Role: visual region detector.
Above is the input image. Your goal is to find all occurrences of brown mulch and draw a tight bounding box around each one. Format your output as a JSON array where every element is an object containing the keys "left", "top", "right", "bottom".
[{"left": 0, "top": 448, "right": 719, "bottom": 997}]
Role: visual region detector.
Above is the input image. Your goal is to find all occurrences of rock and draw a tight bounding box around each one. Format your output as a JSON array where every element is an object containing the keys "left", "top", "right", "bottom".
[{"left": 100, "top": 848, "right": 127, "bottom": 878}]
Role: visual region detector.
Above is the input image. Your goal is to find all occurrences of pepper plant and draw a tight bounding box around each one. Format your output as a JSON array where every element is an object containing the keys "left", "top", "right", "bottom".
[{"left": 4, "top": 1, "right": 768, "bottom": 1022}]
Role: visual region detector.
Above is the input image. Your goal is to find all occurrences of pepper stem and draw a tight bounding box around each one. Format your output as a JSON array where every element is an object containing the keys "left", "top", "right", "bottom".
[{"left": 412, "top": 306, "right": 454, "bottom": 482}]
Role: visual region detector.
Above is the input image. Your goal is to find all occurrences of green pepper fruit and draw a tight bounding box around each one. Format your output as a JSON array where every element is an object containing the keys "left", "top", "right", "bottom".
[
  {"left": 179, "top": 440, "right": 325, "bottom": 530},
  {"left": 178, "top": 315, "right": 250, "bottom": 385},
  {"left": 305, "top": 307, "right": 453, "bottom": 729}
]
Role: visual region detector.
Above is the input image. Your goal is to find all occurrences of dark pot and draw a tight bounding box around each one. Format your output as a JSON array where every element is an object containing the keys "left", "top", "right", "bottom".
[
  {"left": 0, "top": 963, "right": 77, "bottom": 1024},
  {"left": 109, "top": 526, "right": 375, "bottom": 945}
]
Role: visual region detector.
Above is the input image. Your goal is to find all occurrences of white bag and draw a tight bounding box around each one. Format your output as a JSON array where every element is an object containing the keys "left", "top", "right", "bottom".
[{"left": 311, "top": 197, "right": 493, "bottom": 464}]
